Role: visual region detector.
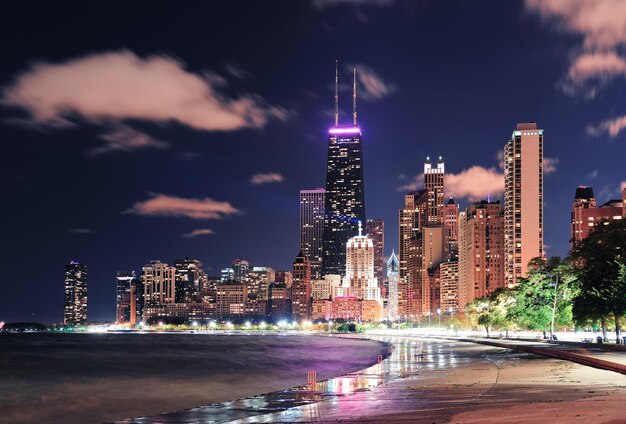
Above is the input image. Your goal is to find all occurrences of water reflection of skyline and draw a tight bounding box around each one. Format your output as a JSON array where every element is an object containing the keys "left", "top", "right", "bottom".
[{"left": 123, "top": 336, "right": 467, "bottom": 424}]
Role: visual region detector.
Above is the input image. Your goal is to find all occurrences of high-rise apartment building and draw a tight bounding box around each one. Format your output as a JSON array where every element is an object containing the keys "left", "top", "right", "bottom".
[
  {"left": 343, "top": 222, "right": 381, "bottom": 303},
  {"left": 322, "top": 65, "right": 366, "bottom": 277},
  {"left": 365, "top": 219, "right": 385, "bottom": 286},
  {"left": 443, "top": 198, "right": 459, "bottom": 260},
  {"left": 216, "top": 283, "right": 247, "bottom": 317},
  {"left": 421, "top": 226, "right": 444, "bottom": 315},
  {"left": 439, "top": 260, "right": 459, "bottom": 313},
  {"left": 247, "top": 266, "right": 275, "bottom": 301},
  {"left": 504, "top": 122, "right": 544, "bottom": 286},
  {"left": 116, "top": 271, "right": 138, "bottom": 324},
  {"left": 174, "top": 258, "right": 205, "bottom": 303},
  {"left": 571, "top": 186, "right": 625, "bottom": 248},
  {"left": 232, "top": 259, "right": 249, "bottom": 283},
  {"left": 142, "top": 260, "right": 176, "bottom": 309},
  {"left": 458, "top": 200, "right": 505, "bottom": 307},
  {"left": 300, "top": 188, "right": 325, "bottom": 279},
  {"left": 64, "top": 261, "right": 88, "bottom": 325},
  {"left": 291, "top": 251, "right": 311, "bottom": 322}
]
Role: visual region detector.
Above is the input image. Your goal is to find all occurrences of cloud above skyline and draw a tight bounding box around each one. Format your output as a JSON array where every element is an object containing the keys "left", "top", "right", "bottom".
[
  {"left": 1, "top": 50, "right": 287, "bottom": 133},
  {"left": 125, "top": 193, "right": 241, "bottom": 220},
  {"left": 250, "top": 172, "right": 284, "bottom": 185},
  {"left": 525, "top": 0, "right": 626, "bottom": 97},
  {"left": 87, "top": 124, "right": 170, "bottom": 156},
  {"left": 352, "top": 64, "right": 396, "bottom": 101},
  {"left": 587, "top": 114, "right": 626, "bottom": 138},
  {"left": 182, "top": 228, "right": 215, "bottom": 238},
  {"left": 69, "top": 228, "right": 93, "bottom": 234},
  {"left": 311, "top": 0, "right": 394, "bottom": 10},
  {"left": 543, "top": 157, "right": 559, "bottom": 174}
]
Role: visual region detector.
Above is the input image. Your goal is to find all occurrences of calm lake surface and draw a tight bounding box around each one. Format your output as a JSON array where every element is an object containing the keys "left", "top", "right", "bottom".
[{"left": 0, "top": 332, "right": 386, "bottom": 424}]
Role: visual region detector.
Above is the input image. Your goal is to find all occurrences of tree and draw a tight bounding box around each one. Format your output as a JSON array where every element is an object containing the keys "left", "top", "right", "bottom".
[{"left": 571, "top": 220, "right": 626, "bottom": 344}]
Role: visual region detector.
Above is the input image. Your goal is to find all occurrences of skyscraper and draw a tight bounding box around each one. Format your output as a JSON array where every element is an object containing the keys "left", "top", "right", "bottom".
[
  {"left": 571, "top": 186, "right": 625, "bottom": 248},
  {"left": 300, "top": 188, "right": 325, "bottom": 279},
  {"left": 365, "top": 219, "right": 385, "bottom": 286},
  {"left": 443, "top": 198, "right": 459, "bottom": 260},
  {"left": 291, "top": 251, "right": 311, "bottom": 322},
  {"left": 322, "top": 64, "right": 366, "bottom": 277},
  {"left": 459, "top": 200, "right": 505, "bottom": 307},
  {"left": 504, "top": 122, "right": 544, "bottom": 286},
  {"left": 64, "top": 261, "right": 88, "bottom": 325},
  {"left": 174, "top": 257, "right": 205, "bottom": 303},
  {"left": 386, "top": 250, "right": 400, "bottom": 321},
  {"left": 116, "top": 271, "right": 138, "bottom": 324},
  {"left": 343, "top": 222, "right": 381, "bottom": 303},
  {"left": 142, "top": 260, "right": 176, "bottom": 307},
  {"left": 232, "top": 259, "right": 249, "bottom": 283},
  {"left": 424, "top": 157, "right": 445, "bottom": 226}
]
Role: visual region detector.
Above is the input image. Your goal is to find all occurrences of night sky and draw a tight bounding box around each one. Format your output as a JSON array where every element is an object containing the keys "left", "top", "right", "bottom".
[{"left": 2, "top": 1, "right": 625, "bottom": 323}]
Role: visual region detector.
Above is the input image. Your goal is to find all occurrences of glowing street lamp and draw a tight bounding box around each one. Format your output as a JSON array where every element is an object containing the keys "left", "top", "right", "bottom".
[
  {"left": 449, "top": 307, "right": 454, "bottom": 321},
  {"left": 245, "top": 320, "right": 251, "bottom": 328}
]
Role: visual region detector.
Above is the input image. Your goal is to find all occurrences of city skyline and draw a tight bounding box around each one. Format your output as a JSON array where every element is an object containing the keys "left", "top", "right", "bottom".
[{"left": 2, "top": 1, "right": 626, "bottom": 323}]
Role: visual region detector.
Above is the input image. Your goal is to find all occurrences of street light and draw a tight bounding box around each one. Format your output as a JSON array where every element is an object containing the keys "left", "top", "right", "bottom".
[
  {"left": 437, "top": 308, "right": 441, "bottom": 327},
  {"left": 449, "top": 307, "right": 454, "bottom": 321},
  {"left": 550, "top": 271, "right": 559, "bottom": 340}
]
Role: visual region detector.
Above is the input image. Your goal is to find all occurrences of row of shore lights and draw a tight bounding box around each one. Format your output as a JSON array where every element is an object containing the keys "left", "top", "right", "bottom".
[{"left": 142, "top": 320, "right": 323, "bottom": 329}]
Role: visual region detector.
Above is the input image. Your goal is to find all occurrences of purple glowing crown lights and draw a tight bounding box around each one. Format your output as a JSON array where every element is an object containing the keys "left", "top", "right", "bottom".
[{"left": 329, "top": 126, "right": 361, "bottom": 135}]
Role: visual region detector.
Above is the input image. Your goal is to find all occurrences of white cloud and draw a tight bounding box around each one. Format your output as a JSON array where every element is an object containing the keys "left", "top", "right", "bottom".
[
  {"left": 588, "top": 169, "right": 599, "bottom": 178},
  {"left": 250, "top": 172, "right": 284, "bottom": 185},
  {"left": 587, "top": 114, "right": 626, "bottom": 137},
  {"left": 87, "top": 124, "right": 169, "bottom": 156},
  {"left": 397, "top": 173, "right": 424, "bottom": 192},
  {"left": 125, "top": 193, "right": 241, "bottom": 220},
  {"left": 397, "top": 166, "right": 504, "bottom": 202},
  {"left": 525, "top": 0, "right": 626, "bottom": 97},
  {"left": 543, "top": 157, "right": 559, "bottom": 174},
  {"left": 1, "top": 50, "right": 287, "bottom": 131},
  {"left": 351, "top": 64, "right": 396, "bottom": 101},
  {"left": 182, "top": 228, "right": 215, "bottom": 238}
]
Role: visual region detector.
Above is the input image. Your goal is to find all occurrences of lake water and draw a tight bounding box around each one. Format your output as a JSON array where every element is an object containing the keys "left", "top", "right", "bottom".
[{"left": 0, "top": 333, "right": 386, "bottom": 424}]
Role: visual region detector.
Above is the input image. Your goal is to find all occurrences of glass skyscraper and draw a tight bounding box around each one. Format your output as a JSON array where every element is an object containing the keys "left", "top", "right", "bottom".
[{"left": 321, "top": 126, "right": 366, "bottom": 277}]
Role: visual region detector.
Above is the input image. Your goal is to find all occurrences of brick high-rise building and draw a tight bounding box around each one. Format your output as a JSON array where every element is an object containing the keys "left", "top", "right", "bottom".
[
  {"left": 443, "top": 198, "right": 459, "bottom": 260},
  {"left": 64, "top": 261, "right": 88, "bottom": 325},
  {"left": 291, "top": 251, "right": 311, "bottom": 322},
  {"left": 424, "top": 157, "right": 445, "bottom": 226},
  {"left": 300, "top": 188, "right": 325, "bottom": 279},
  {"left": 343, "top": 222, "right": 381, "bottom": 303},
  {"left": 116, "top": 271, "right": 138, "bottom": 325},
  {"left": 504, "top": 122, "right": 544, "bottom": 286},
  {"left": 459, "top": 200, "right": 505, "bottom": 308},
  {"left": 571, "top": 186, "right": 625, "bottom": 249},
  {"left": 142, "top": 260, "right": 176, "bottom": 310}
]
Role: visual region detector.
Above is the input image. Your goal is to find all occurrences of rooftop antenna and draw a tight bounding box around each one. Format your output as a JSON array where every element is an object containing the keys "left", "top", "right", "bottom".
[
  {"left": 353, "top": 67, "right": 357, "bottom": 126},
  {"left": 358, "top": 220, "right": 363, "bottom": 237},
  {"left": 334, "top": 60, "right": 339, "bottom": 127},
  {"left": 487, "top": 191, "right": 491, "bottom": 203}
]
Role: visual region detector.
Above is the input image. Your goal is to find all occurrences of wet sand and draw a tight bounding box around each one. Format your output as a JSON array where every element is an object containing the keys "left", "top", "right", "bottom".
[{"left": 253, "top": 336, "right": 626, "bottom": 423}]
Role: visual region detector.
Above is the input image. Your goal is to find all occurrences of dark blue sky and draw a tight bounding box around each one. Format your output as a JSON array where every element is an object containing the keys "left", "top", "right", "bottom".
[{"left": 2, "top": 1, "right": 625, "bottom": 323}]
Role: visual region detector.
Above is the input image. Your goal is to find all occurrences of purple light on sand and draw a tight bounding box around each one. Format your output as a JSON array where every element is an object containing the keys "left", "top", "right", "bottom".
[{"left": 329, "top": 127, "right": 361, "bottom": 135}]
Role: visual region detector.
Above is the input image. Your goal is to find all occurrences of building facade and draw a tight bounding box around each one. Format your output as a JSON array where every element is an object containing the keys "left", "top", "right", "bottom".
[
  {"left": 142, "top": 260, "right": 176, "bottom": 309},
  {"left": 571, "top": 186, "right": 625, "bottom": 248},
  {"left": 64, "top": 261, "right": 88, "bottom": 325},
  {"left": 300, "top": 188, "right": 325, "bottom": 279},
  {"left": 174, "top": 258, "right": 205, "bottom": 303},
  {"left": 343, "top": 223, "right": 381, "bottom": 303},
  {"left": 365, "top": 219, "right": 385, "bottom": 287},
  {"left": 291, "top": 251, "right": 311, "bottom": 322},
  {"left": 504, "top": 122, "right": 544, "bottom": 286},
  {"left": 386, "top": 251, "right": 400, "bottom": 321},
  {"left": 115, "top": 271, "right": 138, "bottom": 325}
]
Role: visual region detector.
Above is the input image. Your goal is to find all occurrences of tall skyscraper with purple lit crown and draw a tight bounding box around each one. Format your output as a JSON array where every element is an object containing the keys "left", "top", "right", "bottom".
[{"left": 321, "top": 63, "right": 366, "bottom": 277}]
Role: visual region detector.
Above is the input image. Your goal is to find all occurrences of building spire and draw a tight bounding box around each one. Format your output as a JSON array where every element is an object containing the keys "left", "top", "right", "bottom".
[
  {"left": 353, "top": 67, "right": 357, "bottom": 126},
  {"left": 358, "top": 220, "right": 362, "bottom": 237},
  {"left": 335, "top": 60, "right": 339, "bottom": 127}
]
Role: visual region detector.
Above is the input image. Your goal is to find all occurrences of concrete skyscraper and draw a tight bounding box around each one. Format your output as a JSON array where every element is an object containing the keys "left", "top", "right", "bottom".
[
  {"left": 64, "top": 261, "right": 88, "bottom": 325},
  {"left": 232, "top": 259, "right": 249, "bottom": 283},
  {"left": 343, "top": 222, "right": 381, "bottom": 303},
  {"left": 142, "top": 260, "right": 176, "bottom": 307},
  {"left": 571, "top": 186, "right": 625, "bottom": 248},
  {"left": 174, "top": 258, "right": 205, "bottom": 303},
  {"left": 291, "top": 251, "right": 311, "bottom": 322},
  {"left": 443, "top": 198, "right": 459, "bottom": 260},
  {"left": 424, "top": 157, "right": 445, "bottom": 225},
  {"left": 300, "top": 188, "right": 325, "bottom": 279},
  {"left": 504, "top": 122, "right": 544, "bottom": 286},
  {"left": 387, "top": 250, "right": 400, "bottom": 321},
  {"left": 365, "top": 219, "right": 385, "bottom": 286},
  {"left": 322, "top": 64, "right": 366, "bottom": 277}
]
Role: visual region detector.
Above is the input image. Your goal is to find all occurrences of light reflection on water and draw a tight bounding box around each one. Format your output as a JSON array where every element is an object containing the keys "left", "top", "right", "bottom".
[{"left": 121, "top": 336, "right": 466, "bottom": 424}]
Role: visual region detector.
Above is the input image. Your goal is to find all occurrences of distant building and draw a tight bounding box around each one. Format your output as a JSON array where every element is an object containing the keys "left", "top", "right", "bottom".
[
  {"left": 274, "top": 270, "right": 293, "bottom": 288},
  {"left": 142, "top": 260, "right": 176, "bottom": 311},
  {"left": 64, "top": 261, "right": 88, "bottom": 325},
  {"left": 232, "top": 259, "right": 249, "bottom": 283},
  {"left": 311, "top": 299, "right": 332, "bottom": 321},
  {"left": 116, "top": 271, "right": 138, "bottom": 325},
  {"left": 269, "top": 282, "right": 291, "bottom": 322},
  {"left": 424, "top": 157, "right": 445, "bottom": 225},
  {"left": 571, "top": 186, "right": 625, "bottom": 248},
  {"left": 331, "top": 296, "right": 361, "bottom": 321},
  {"left": 386, "top": 251, "right": 400, "bottom": 321},
  {"left": 247, "top": 266, "right": 275, "bottom": 301},
  {"left": 174, "top": 258, "right": 205, "bottom": 303},
  {"left": 365, "top": 219, "right": 385, "bottom": 286},
  {"left": 311, "top": 279, "right": 332, "bottom": 301},
  {"left": 300, "top": 188, "right": 325, "bottom": 279},
  {"left": 443, "top": 198, "right": 459, "bottom": 260},
  {"left": 221, "top": 267, "right": 235, "bottom": 283},
  {"left": 458, "top": 200, "right": 505, "bottom": 308},
  {"left": 421, "top": 226, "right": 444, "bottom": 315},
  {"left": 504, "top": 122, "right": 544, "bottom": 286},
  {"left": 439, "top": 260, "right": 459, "bottom": 313},
  {"left": 216, "top": 283, "right": 247, "bottom": 317},
  {"left": 291, "top": 251, "right": 311, "bottom": 322}
]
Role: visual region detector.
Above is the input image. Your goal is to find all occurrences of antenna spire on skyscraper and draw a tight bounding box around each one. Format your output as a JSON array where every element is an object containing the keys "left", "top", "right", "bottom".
[
  {"left": 353, "top": 67, "right": 357, "bottom": 126},
  {"left": 335, "top": 60, "right": 339, "bottom": 127}
]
